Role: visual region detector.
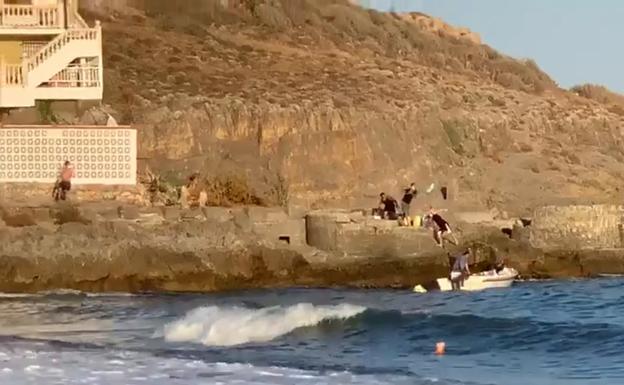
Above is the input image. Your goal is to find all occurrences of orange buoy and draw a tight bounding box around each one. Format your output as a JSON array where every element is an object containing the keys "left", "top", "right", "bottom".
[{"left": 435, "top": 341, "right": 446, "bottom": 355}]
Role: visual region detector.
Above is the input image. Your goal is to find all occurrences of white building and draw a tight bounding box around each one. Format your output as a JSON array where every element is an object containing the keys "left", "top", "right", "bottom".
[{"left": 0, "top": 0, "right": 103, "bottom": 108}]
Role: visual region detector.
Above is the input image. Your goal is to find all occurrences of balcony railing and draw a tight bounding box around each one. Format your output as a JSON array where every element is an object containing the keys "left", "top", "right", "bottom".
[
  {"left": 22, "top": 41, "right": 48, "bottom": 58},
  {"left": 0, "top": 63, "right": 24, "bottom": 86},
  {"left": 44, "top": 65, "right": 100, "bottom": 88},
  {"left": 0, "top": 4, "right": 62, "bottom": 29}
]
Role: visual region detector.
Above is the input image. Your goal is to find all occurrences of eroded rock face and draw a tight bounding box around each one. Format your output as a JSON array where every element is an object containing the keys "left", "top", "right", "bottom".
[
  {"left": 128, "top": 95, "right": 624, "bottom": 215},
  {"left": 530, "top": 205, "right": 624, "bottom": 250}
]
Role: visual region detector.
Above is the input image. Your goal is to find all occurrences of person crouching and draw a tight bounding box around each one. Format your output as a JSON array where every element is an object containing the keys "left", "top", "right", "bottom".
[{"left": 379, "top": 192, "right": 399, "bottom": 220}]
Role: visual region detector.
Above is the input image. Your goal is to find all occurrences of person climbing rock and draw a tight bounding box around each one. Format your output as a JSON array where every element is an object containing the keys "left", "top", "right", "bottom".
[{"left": 424, "top": 207, "right": 458, "bottom": 248}]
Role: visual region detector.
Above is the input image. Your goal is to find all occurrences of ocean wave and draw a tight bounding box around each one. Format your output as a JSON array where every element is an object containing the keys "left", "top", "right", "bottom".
[
  {"left": 163, "top": 303, "right": 366, "bottom": 347},
  {"left": 0, "top": 290, "right": 137, "bottom": 299}
]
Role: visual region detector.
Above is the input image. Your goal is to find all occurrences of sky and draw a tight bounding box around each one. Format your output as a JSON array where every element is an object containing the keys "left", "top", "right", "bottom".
[{"left": 361, "top": 0, "right": 624, "bottom": 93}]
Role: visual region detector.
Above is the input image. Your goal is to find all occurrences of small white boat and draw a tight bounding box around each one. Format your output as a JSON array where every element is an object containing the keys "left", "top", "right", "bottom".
[{"left": 413, "top": 267, "right": 518, "bottom": 293}]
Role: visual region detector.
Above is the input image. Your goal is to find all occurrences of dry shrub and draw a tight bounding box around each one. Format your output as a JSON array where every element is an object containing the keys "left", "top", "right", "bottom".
[
  {"left": 281, "top": 0, "right": 324, "bottom": 26},
  {"left": 256, "top": 3, "right": 291, "bottom": 29},
  {"left": 320, "top": 4, "right": 381, "bottom": 39},
  {"left": 141, "top": 169, "right": 179, "bottom": 206},
  {"left": 441, "top": 119, "right": 464, "bottom": 154},
  {"left": 54, "top": 204, "right": 92, "bottom": 225},
  {"left": 264, "top": 173, "right": 290, "bottom": 208},
  {"left": 446, "top": 57, "right": 464, "bottom": 71},
  {"left": 496, "top": 73, "right": 525, "bottom": 91},
  {"left": 430, "top": 52, "right": 446, "bottom": 68},
  {"left": 572, "top": 84, "right": 624, "bottom": 105},
  {"left": 560, "top": 150, "right": 582, "bottom": 165},
  {"left": 204, "top": 174, "right": 264, "bottom": 206},
  {"left": 144, "top": 0, "right": 240, "bottom": 26}
]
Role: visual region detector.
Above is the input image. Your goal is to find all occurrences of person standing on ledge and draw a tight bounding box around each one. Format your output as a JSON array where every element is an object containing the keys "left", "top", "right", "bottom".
[
  {"left": 57, "top": 160, "right": 75, "bottom": 201},
  {"left": 401, "top": 182, "right": 417, "bottom": 226}
]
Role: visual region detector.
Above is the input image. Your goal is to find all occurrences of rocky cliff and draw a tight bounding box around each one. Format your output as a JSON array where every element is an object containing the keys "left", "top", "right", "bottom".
[
  {"left": 2, "top": 201, "right": 624, "bottom": 293},
  {"left": 7, "top": 0, "right": 624, "bottom": 216}
]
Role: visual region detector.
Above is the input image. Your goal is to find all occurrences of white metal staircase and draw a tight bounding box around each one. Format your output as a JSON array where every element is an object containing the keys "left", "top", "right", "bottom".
[
  {"left": 28, "top": 27, "right": 101, "bottom": 87},
  {"left": 0, "top": 6, "right": 102, "bottom": 108}
]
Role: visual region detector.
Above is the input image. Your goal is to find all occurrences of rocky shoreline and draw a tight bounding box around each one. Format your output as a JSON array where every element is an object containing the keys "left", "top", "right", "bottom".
[{"left": 1, "top": 202, "right": 623, "bottom": 293}]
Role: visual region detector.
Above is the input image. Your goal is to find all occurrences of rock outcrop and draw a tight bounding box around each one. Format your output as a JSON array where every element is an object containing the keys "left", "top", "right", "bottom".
[
  {"left": 2, "top": 201, "right": 624, "bottom": 293},
  {"left": 0, "top": 203, "right": 453, "bottom": 292}
]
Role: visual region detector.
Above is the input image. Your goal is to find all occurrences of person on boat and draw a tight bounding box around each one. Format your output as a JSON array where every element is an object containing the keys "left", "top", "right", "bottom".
[
  {"left": 450, "top": 249, "right": 471, "bottom": 290},
  {"left": 400, "top": 183, "right": 417, "bottom": 226},
  {"left": 379, "top": 192, "right": 399, "bottom": 220},
  {"left": 425, "top": 207, "right": 458, "bottom": 248},
  {"left": 494, "top": 258, "right": 506, "bottom": 274}
]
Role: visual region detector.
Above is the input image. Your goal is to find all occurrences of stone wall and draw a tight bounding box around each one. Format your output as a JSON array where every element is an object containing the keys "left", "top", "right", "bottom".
[
  {"left": 530, "top": 205, "right": 624, "bottom": 250},
  {"left": 0, "top": 125, "right": 137, "bottom": 185},
  {"left": 244, "top": 206, "right": 306, "bottom": 247},
  {"left": 0, "top": 183, "right": 147, "bottom": 206},
  {"left": 306, "top": 210, "right": 439, "bottom": 258}
]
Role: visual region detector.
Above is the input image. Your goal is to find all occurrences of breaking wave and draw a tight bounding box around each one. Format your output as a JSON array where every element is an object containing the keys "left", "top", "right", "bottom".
[{"left": 163, "top": 303, "right": 366, "bottom": 347}]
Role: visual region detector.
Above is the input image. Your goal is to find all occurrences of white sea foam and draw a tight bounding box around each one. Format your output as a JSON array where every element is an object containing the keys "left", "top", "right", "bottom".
[
  {"left": 0, "top": 354, "right": 395, "bottom": 385},
  {"left": 163, "top": 303, "right": 366, "bottom": 346},
  {"left": 0, "top": 290, "right": 137, "bottom": 298},
  {"left": 0, "top": 335, "right": 413, "bottom": 385}
]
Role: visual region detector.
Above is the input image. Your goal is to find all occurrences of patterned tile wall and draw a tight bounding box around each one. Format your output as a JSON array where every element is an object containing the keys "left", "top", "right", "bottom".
[{"left": 0, "top": 127, "right": 137, "bottom": 185}]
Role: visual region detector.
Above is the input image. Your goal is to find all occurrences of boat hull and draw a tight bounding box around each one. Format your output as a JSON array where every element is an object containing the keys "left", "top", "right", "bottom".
[{"left": 414, "top": 268, "right": 518, "bottom": 293}]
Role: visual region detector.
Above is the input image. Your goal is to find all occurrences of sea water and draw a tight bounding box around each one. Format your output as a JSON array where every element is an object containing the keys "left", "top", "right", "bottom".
[{"left": 1, "top": 279, "right": 623, "bottom": 385}]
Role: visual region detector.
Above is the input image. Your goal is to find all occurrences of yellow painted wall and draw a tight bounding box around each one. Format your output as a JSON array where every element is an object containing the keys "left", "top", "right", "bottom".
[
  {"left": 0, "top": 41, "right": 22, "bottom": 64},
  {"left": 33, "top": 0, "right": 58, "bottom": 6}
]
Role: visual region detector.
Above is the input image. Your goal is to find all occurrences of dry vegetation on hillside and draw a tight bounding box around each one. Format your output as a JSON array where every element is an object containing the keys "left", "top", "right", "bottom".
[
  {"left": 76, "top": 0, "right": 624, "bottom": 212},
  {"left": 83, "top": 0, "right": 556, "bottom": 123},
  {"left": 572, "top": 84, "right": 624, "bottom": 116}
]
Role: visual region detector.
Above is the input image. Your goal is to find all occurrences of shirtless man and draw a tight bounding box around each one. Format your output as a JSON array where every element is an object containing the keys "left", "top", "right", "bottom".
[{"left": 58, "top": 160, "right": 75, "bottom": 201}]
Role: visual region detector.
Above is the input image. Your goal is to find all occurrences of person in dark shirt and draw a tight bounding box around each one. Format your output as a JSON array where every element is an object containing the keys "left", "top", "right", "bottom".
[
  {"left": 400, "top": 183, "right": 417, "bottom": 225},
  {"left": 379, "top": 192, "right": 399, "bottom": 220},
  {"left": 425, "top": 207, "right": 458, "bottom": 248}
]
